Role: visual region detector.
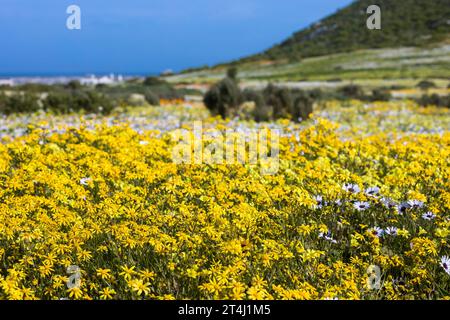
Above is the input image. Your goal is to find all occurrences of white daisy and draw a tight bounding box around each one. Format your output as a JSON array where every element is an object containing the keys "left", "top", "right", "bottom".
[
  {"left": 440, "top": 256, "right": 450, "bottom": 275},
  {"left": 422, "top": 212, "right": 436, "bottom": 221},
  {"left": 80, "top": 177, "right": 91, "bottom": 186},
  {"left": 392, "top": 278, "right": 406, "bottom": 287},
  {"left": 370, "top": 227, "right": 384, "bottom": 238},
  {"left": 397, "top": 202, "right": 411, "bottom": 215},
  {"left": 354, "top": 201, "right": 370, "bottom": 211},
  {"left": 380, "top": 197, "right": 396, "bottom": 209},
  {"left": 319, "top": 231, "right": 337, "bottom": 244},
  {"left": 343, "top": 183, "right": 360, "bottom": 194},
  {"left": 365, "top": 186, "right": 380, "bottom": 197},
  {"left": 408, "top": 200, "right": 424, "bottom": 210},
  {"left": 313, "top": 195, "right": 326, "bottom": 209},
  {"left": 385, "top": 227, "right": 398, "bottom": 236}
]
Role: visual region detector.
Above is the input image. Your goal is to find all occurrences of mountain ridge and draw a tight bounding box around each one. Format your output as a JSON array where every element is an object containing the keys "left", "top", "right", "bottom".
[{"left": 205, "top": 0, "right": 450, "bottom": 70}]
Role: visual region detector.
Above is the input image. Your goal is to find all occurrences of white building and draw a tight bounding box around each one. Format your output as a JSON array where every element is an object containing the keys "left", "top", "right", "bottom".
[
  {"left": 0, "top": 79, "right": 14, "bottom": 86},
  {"left": 80, "top": 74, "right": 124, "bottom": 86}
]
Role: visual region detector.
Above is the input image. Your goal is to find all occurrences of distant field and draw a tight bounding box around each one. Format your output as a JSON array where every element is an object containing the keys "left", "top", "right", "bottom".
[{"left": 166, "top": 44, "right": 450, "bottom": 89}]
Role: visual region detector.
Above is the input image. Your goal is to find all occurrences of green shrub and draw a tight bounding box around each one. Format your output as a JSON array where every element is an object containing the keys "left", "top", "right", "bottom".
[
  {"left": 44, "top": 92, "right": 72, "bottom": 113},
  {"left": 371, "top": 88, "right": 392, "bottom": 102},
  {"left": 241, "top": 89, "right": 269, "bottom": 122},
  {"left": 204, "top": 76, "right": 316, "bottom": 122},
  {"left": 338, "top": 84, "right": 365, "bottom": 100},
  {"left": 43, "top": 90, "right": 113, "bottom": 114},
  {"left": 389, "top": 85, "right": 407, "bottom": 90},
  {"left": 291, "top": 91, "right": 314, "bottom": 122},
  {"left": 203, "top": 86, "right": 221, "bottom": 115},
  {"left": 65, "top": 80, "right": 82, "bottom": 90},
  {"left": 95, "top": 83, "right": 108, "bottom": 90},
  {"left": 252, "top": 104, "right": 273, "bottom": 122},
  {"left": 73, "top": 90, "right": 94, "bottom": 112},
  {"left": 241, "top": 89, "right": 264, "bottom": 108},
  {"left": 0, "top": 92, "right": 41, "bottom": 114},
  {"left": 226, "top": 67, "right": 238, "bottom": 81},
  {"left": 327, "top": 78, "right": 342, "bottom": 83},
  {"left": 144, "top": 90, "right": 160, "bottom": 106},
  {"left": 204, "top": 77, "right": 241, "bottom": 119},
  {"left": 263, "top": 84, "right": 293, "bottom": 119},
  {"left": 143, "top": 77, "right": 166, "bottom": 86},
  {"left": 309, "top": 89, "right": 324, "bottom": 100},
  {"left": 84, "top": 91, "right": 114, "bottom": 114},
  {"left": 418, "top": 94, "right": 449, "bottom": 108},
  {"left": 417, "top": 80, "right": 436, "bottom": 90},
  {"left": 0, "top": 92, "right": 9, "bottom": 114}
]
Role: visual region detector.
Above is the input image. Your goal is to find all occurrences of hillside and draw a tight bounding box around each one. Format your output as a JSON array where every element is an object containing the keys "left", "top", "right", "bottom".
[
  {"left": 239, "top": 0, "right": 450, "bottom": 64},
  {"left": 167, "top": 43, "right": 450, "bottom": 87},
  {"left": 171, "top": 0, "right": 450, "bottom": 84}
]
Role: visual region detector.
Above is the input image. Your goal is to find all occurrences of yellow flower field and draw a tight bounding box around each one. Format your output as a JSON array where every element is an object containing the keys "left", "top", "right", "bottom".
[{"left": 0, "top": 100, "right": 449, "bottom": 300}]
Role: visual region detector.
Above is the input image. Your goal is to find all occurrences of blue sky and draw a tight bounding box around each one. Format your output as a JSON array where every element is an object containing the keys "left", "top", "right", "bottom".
[{"left": 0, "top": 0, "right": 353, "bottom": 75}]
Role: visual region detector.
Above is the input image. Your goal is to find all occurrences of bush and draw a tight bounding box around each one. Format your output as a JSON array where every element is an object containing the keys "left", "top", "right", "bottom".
[
  {"left": 204, "top": 77, "right": 241, "bottom": 119},
  {"left": 204, "top": 75, "right": 315, "bottom": 122},
  {"left": 0, "top": 92, "right": 41, "bottom": 114},
  {"left": 95, "top": 83, "right": 108, "bottom": 90},
  {"left": 241, "top": 89, "right": 264, "bottom": 108},
  {"left": 417, "top": 80, "right": 436, "bottom": 90},
  {"left": 308, "top": 88, "right": 324, "bottom": 100},
  {"left": 144, "top": 90, "right": 160, "bottom": 106},
  {"left": 0, "top": 92, "right": 9, "bottom": 114},
  {"left": 43, "top": 90, "right": 114, "bottom": 114},
  {"left": 65, "top": 80, "right": 82, "bottom": 90},
  {"left": 143, "top": 77, "right": 166, "bottom": 86},
  {"left": 263, "top": 84, "right": 293, "bottom": 119},
  {"left": 389, "top": 85, "right": 407, "bottom": 90},
  {"left": 156, "top": 85, "right": 183, "bottom": 100},
  {"left": 418, "top": 94, "right": 449, "bottom": 108},
  {"left": 327, "top": 78, "right": 343, "bottom": 82},
  {"left": 73, "top": 91, "right": 94, "bottom": 112},
  {"left": 252, "top": 104, "right": 273, "bottom": 122},
  {"left": 291, "top": 91, "right": 314, "bottom": 122},
  {"left": 371, "top": 88, "right": 392, "bottom": 102},
  {"left": 143, "top": 82, "right": 182, "bottom": 100},
  {"left": 44, "top": 92, "right": 72, "bottom": 113},
  {"left": 226, "top": 67, "right": 238, "bottom": 81},
  {"left": 203, "top": 86, "right": 221, "bottom": 115},
  {"left": 241, "top": 89, "right": 269, "bottom": 122},
  {"left": 81, "top": 91, "right": 114, "bottom": 114},
  {"left": 338, "top": 84, "right": 364, "bottom": 99}
]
